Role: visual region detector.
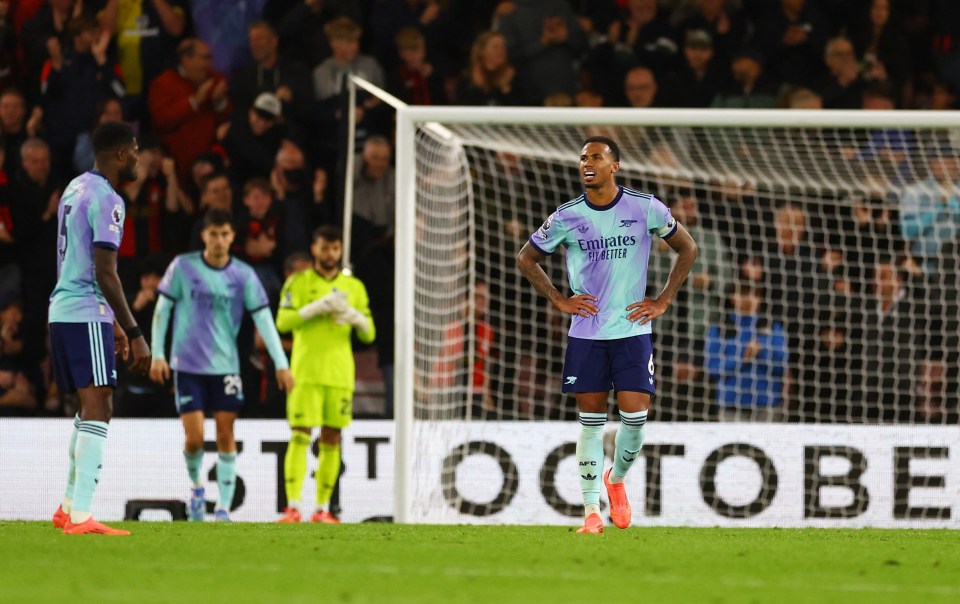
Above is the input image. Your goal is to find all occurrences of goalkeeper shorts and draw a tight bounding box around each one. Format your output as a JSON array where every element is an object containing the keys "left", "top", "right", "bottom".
[{"left": 287, "top": 384, "right": 353, "bottom": 429}]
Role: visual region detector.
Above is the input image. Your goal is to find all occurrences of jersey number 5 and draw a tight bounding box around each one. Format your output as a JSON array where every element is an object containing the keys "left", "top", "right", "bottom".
[{"left": 57, "top": 206, "right": 73, "bottom": 261}]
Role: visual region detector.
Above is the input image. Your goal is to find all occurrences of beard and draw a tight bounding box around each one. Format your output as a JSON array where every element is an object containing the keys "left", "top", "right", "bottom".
[{"left": 120, "top": 164, "right": 139, "bottom": 183}]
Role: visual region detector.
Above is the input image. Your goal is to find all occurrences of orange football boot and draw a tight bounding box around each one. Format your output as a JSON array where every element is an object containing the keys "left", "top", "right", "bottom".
[
  {"left": 52, "top": 506, "right": 69, "bottom": 529},
  {"left": 310, "top": 510, "right": 341, "bottom": 524},
  {"left": 604, "top": 468, "right": 631, "bottom": 529},
  {"left": 62, "top": 517, "right": 130, "bottom": 536},
  {"left": 276, "top": 507, "right": 302, "bottom": 523},
  {"left": 576, "top": 513, "right": 604, "bottom": 534}
]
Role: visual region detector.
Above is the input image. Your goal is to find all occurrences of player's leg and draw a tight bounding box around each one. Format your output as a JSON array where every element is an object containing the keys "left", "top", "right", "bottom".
[
  {"left": 575, "top": 392, "right": 608, "bottom": 534},
  {"left": 313, "top": 387, "right": 351, "bottom": 523},
  {"left": 563, "top": 337, "right": 611, "bottom": 534},
  {"left": 49, "top": 324, "right": 78, "bottom": 528},
  {"left": 56, "top": 322, "right": 129, "bottom": 535},
  {"left": 176, "top": 372, "right": 208, "bottom": 521},
  {"left": 603, "top": 335, "right": 655, "bottom": 529},
  {"left": 212, "top": 410, "right": 238, "bottom": 521},
  {"left": 53, "top": 414, "right": 81, "bottom": 528},
  {"left": 279, "top": 384, "right": 318, "bottom": 522}
]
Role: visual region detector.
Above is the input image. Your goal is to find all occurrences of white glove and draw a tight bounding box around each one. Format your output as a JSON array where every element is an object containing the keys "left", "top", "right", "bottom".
[
  {"left": 335, "top": 306, "right": 370, "bottom": 333},
  {"left": 298, "top": 291, "right": 349, "bottom": 320}
]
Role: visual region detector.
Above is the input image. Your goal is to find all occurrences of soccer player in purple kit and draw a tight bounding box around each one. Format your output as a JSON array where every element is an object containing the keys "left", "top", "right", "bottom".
[
  {"left": 49, "top": 121, "right": 152, "bottom": 536},
  {"left": 517, "top": 136, "right": 697, "bottom": 534},
  {"left": 149, "top": 208, "right": 294, "bottom": 522}
]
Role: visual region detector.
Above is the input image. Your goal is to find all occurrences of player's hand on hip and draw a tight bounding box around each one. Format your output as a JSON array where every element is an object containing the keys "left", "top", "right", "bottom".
[
  {"left": 627, "top": 297, "right": 668, "bottom": 325},
  {"left": 149, "top": 358, "right": 170, "bottom": 384},
  {"left": 553, "top": 293, "right": 599, "bottom": 318},
  {"left": 128, "top": 337, "right": 152, "bottom": 374},
  {"left": 276, "top": 368, "right": 294, "bottom": 392}
]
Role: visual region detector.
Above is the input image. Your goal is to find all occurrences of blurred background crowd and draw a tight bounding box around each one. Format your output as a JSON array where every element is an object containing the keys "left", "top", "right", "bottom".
[{"left": 0, "top": 0, "right": 957, "bottom": 420}]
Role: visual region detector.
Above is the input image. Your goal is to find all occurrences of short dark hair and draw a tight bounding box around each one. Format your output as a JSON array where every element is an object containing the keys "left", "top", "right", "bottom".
[
  {"left": 92, "top": 121, "right": 136, "bottom": 155},
  {"left": 199, "top": 171, "right": 229, "bottom": 193},
  {"left": 582, "top": 136, "right": 620, "bottom": 162},
  {"left": 312, "top": 224, "right": 342, "bottom": 243},
  {"left": 203, "top": 208, "right": 234, "bottom": 229}
]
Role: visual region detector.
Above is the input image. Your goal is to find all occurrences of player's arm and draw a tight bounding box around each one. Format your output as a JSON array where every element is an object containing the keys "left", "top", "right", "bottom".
[
  {"left": 626, "top": 221, "right": 698, "bottom": 325},
  {"left": 517, "top": 241, "right": 598, "bottom": 318},
  {"left": 94, "top": 247, "right": 151, "bottom": 373},
  {"left": 148, "top": 294, "right": 174, "bottom": 383},
  {"left": 251, "top": 306, "right": 294, "bottom": 392}
]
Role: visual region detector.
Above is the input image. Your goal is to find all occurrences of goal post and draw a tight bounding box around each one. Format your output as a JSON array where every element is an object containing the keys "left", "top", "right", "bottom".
[{"left": 392, "top": 102, "right": 960, "bottom": 527}]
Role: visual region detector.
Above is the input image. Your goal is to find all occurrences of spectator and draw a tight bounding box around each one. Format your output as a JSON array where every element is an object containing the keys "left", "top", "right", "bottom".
[
  {"left": 607, "top": 0, "right": 676, "bottom": 79},
  {"left": 149, "top": 38, "right": 233, "bottom": 187},
  {"left": 428, "top": 281, "right": 495, "bottom": 418},
  {"left": 899, "top": 152, "right": 960, "bottom": 277},
  {"left": 764, "top": 203, "right": 819, "bottom": 407},
  {"left": 189, "top": 0, "right": 262, "bottom": 76},
  {"left": 387, "top": 27, "right": 446, "bottom": 106},
  {"left": 235, "top": 176, "right": 284, "bottom": 297},
  {"left": 114, "top": 256, "right": 174, "bottom": 418},
  {"left": 782, "top": 85, "right": 823, "bottom": 109},
  {"left": 0, "top": 137, "right": 26, "bottom": 296},
  {"left": 816, "top": 37, "right": 867, "bottom": 109},
  {"left": 660, "top": 29, "right": 726, "bottom": 107},
  {"left": 220, "top": 91, "right": 286, "bottom": 185},
  {"left": 496, "top": 0, "right": 586, "bottom": 104},
  {"left": 711, "top": 48, "right": 778, "bottom": 108},
  {"left": 369, "top": 0, "right": 456, "bottom": 76},
  {"left": 40, "top": 15, "right": 124, "bottom": 183},
  {"left": 675, "top": 0, "right": 750, "bottom": 67},
  {"left": 271, "top": 0, "right": 363, "bottom": 69},
  {"left": 270, "top": 139, "right": 316, "bottom": 253},
  {"left": 188, "top": 171, "right": 233, "bottom": 248},
  {"left": 120, "top": 136, "right": 183, "bottom": 260},
  {"left": 0, "top": 88, "right": 41, "bottom": 177},
  {"left": 848, "top": 0, "right": 910, "bottom": 95},
  {"left": 72, "top": 96, "right": 124, "bottom": 173},
  {"left": 754, "top": 0, "right": 831, "bottom": 89},
  {"left": 859, "top": 259, "right": 925, "bottom": 417},
  {"left": 705, "top": 282, "right": 788, "bottom": 421},
  {"left": 350, "top": 135, "right": 394, "bottom": 260},
  {"left": 183, "top": 150, "right": 224, "bottom": 209},
  {"left": 20, "top": 0, "right": 103, "bottom": 102},
  {"left": 622, "top": 66, "right": 658, "bottom": 108},
  {"left": 99, "top": 0, "right": 188, "bottom": 126},
  {"left": 0, "top": 299, "right": 39, "bottom": 415},
  {"left": 312, "top": 16, "right": 384, "bottom": 102},
  {"left": 230, "top": 20, "right": 312, "bottom": 123},
  {"left": 649, "top": 187, "right": 734, "bottom": 418},
  {"left": 15, "top": 138, "right": 59, "bottom": 367},
  {"left": 455, "top": 31, "right": 523, "bottom": 106}
]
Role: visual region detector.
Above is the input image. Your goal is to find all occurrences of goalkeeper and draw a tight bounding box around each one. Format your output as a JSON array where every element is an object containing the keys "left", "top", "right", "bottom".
[{"left": 275, "top": 225, "right": 375, "bottom": 523}]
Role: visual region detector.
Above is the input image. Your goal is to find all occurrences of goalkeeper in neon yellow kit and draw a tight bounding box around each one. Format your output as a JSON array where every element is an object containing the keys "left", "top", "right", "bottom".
[{"left": 275, "top": 225, "right": 375, "bottom": 523}]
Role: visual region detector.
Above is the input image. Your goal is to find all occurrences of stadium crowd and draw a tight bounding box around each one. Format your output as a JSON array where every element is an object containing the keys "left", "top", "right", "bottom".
[{"left": 0, "top": 0, "right": 957, "bottom": 421}]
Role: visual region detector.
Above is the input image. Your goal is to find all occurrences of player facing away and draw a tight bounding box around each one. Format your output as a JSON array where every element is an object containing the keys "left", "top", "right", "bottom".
[
  {"left": 275, "top": 225, "right": 375, "bottom": 523},
  {"left": 50, "top": 121, "right": 152, "bottom": 535},
  {"left": 149, "top": 208, "right": 294, "bottom": 522},
  {"left": 517, "top": 136, "right": 698, "bottom": 534}
]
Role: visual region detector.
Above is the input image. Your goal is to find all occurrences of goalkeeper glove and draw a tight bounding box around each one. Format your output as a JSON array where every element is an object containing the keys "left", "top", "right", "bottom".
[
  {"left": 335, "top": 307, "right": 371, "bottom": 334},
  {"left": 298, "top": 291, "right": 349, "bottom": 320}
]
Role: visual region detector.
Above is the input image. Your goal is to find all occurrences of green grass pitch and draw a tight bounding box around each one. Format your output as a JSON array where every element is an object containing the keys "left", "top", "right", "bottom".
[{"left": 2, "top": 522, "right": 958, "bottom": 604}]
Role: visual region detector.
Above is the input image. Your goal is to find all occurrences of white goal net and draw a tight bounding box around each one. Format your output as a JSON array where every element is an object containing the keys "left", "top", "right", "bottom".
[{"left": 392, "top": 105, "right": 960, "bottom": 527}]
